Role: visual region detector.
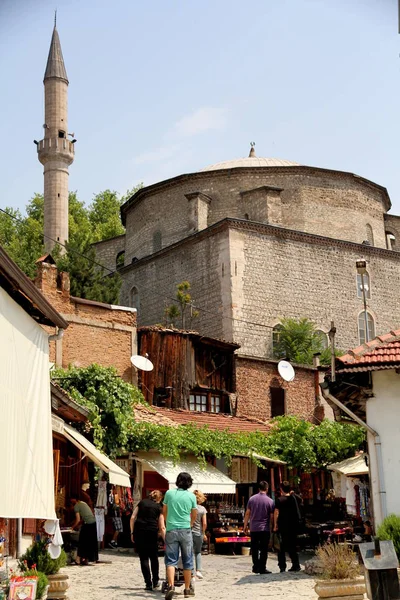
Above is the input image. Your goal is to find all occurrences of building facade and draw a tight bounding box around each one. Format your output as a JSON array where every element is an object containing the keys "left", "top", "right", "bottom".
[
  {"left": 94, "top": 147, "right": 400, "bottom": 361},
  {"left": 34, "top": 256, "right": 137, "bottom": 382}
]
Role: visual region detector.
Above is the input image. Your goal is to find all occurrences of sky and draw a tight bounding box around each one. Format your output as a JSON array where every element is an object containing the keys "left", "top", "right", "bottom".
[{"left": 0, "top": 0, "right": 399, "bottom": 214}]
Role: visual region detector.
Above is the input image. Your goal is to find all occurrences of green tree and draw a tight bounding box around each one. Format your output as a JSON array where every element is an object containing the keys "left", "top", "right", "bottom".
[
  {"left": 0, "top": 184, "right": 142, "bottom": 302},
  {"left": 165, "top": 281, "right": 199, "bottom": 329},
  {"left": 53, "top": 364, "right": 144, "bottom": 456},
  {"left": 273, "top": 317, "right": 341, "bottom": 365}
]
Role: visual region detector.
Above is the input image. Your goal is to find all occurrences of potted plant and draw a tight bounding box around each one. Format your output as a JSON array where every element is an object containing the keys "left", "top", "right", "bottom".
[
  {"left": 19, "top": 540, "right": 68, "bottom": 599},
  {"left": 6, "top": 566, "right": 49, "bottom": 600},
  {"left": 314, "top": 543, "right": 366, "bottom": 600}
]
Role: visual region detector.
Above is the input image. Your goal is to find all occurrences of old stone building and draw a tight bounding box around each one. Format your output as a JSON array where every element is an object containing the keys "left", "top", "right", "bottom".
[{"left": 94, "top": 146, "right": 400, "bottom": 362}]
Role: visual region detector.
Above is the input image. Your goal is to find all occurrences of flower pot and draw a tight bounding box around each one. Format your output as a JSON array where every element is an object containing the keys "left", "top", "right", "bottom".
[
  {"left": 315, "top": 577, "right": 366, "bottom": 600},
  {"left": 47, "top": 573, "right": 69, "bottom": 599},
  {"left": 40, "top": 584, "right": 50, "bottom": 600}
]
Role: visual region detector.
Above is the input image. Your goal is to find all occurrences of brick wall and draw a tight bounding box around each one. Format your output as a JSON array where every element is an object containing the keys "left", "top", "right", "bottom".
[
  {"left": 35, "top": 260, "right": 137, "bottom": 382},
  {"left": 119, "top": 167, "right": 390, "bottom": 266},
  {"left": 235, "top": 355, "right": 319, "bottom": 422}
]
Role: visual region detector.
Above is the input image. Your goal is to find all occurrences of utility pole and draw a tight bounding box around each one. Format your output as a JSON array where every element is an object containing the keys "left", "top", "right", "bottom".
[
  {"left": 328, "top": 321, "right": 336, "bottom": 382},
  {"left": 356, "top": 259, "right": 369, "bottom": 343}
]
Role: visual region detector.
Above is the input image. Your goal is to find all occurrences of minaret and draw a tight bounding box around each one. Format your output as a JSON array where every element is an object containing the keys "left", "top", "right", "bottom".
[{"left": 37, "top": 18, "right": 74, "bottom": 253}]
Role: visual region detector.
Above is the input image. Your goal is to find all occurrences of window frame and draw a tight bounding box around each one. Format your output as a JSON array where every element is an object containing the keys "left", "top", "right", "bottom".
[
  {"left": 358, "top": 311, "right": 375, "bottom": 345},
  {"left": 189, "top": 390, "right": 227, "bottom": 414},
  {"left": 270, "top": 386, "right": 286, "bottom": 418}
]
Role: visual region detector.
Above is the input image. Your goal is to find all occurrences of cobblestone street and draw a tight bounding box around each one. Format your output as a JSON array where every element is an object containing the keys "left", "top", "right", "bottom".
[{"left": 67, "top": 551, "right": 317, "bottom": 600}]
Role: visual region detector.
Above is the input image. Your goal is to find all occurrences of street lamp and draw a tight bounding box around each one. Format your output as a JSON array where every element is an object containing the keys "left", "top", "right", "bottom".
[{"left": 356, "top": 259, "right": 369, "bottom": 343}]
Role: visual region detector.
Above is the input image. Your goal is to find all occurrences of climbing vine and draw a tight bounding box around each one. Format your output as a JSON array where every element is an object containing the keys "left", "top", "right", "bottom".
[{"left": 54, "top": 366, "right": 365, "bottom": 470}]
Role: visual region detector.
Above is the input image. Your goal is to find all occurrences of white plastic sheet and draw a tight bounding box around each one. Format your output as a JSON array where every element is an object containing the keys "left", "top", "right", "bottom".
[{"left": 0, "top": 288, "right": 56, "bottom": 519}]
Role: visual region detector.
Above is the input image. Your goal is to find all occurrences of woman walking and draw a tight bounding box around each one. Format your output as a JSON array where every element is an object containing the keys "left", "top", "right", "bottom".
[
  {"left": 131, "top": 490, "right": 165, "bottom": 591},
  {"left": 192, "top": 490, "right": 207, "bottom": 580},
  {"left": 70, "top": 496, "right": 99, "bottom": 565}
]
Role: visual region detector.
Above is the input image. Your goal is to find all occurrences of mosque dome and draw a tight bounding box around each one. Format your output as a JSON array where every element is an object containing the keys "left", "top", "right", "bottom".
[{"left": 200, "top": 145, "right": 299, "bottom": 171}]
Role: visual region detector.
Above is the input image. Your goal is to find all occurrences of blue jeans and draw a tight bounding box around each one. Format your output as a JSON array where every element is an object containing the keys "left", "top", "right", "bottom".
[
  {"left": 192, "top": 534, "right": 203, "bottom": 572},
  {"left": 165, "top": 528, "right": 193, "bottom": 570}
]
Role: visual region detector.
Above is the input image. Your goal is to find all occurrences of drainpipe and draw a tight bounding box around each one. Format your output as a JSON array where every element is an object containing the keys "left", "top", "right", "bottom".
[
  {"left": 321, "top": 387, "right": 387, "bottom": 523},
  {"left": 48, "top": 328, "right": 64, "bottom": 342},
  {"left": 16, "top": 518, "right": 23, "bottom": 558}
]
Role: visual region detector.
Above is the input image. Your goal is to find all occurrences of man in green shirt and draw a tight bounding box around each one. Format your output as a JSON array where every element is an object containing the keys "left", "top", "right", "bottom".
[{"left": 163, "top": 472, "right": 197, "bottom": 599}]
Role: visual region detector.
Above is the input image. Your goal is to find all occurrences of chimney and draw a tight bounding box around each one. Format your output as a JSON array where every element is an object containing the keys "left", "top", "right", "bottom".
[{"left": 34, "top": 254, "right": 70, "bottom": 297}]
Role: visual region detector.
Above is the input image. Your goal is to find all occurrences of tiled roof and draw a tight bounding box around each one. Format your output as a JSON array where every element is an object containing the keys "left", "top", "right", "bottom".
[
  {"left": 133, "top": 404, "right": 179, "bottom": 427},
  {"left": 337, "top": 329, "right": 400, "bottom": 371},
  {"left": 148, "top": 407, "right": 271, "bottom": 434}
]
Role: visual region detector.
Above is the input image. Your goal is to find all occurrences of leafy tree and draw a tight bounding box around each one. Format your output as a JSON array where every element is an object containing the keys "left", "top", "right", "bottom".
[
  {"left": 0, "top": 184, "right": 142, "bottom": 302},
  {"left": 53, "top": 364, "right": 144, "bottom": 456},
  {"left": 165, "top": 281, "right": 199, "bottom": 329},
  {"left": 273, "top": 317, "right": 342, "bottom": 365}
]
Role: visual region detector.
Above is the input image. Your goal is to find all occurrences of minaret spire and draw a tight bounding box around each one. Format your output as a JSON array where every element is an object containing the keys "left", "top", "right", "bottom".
[{"left": 36, "top": 20, "right": 75, "bottom": 253}]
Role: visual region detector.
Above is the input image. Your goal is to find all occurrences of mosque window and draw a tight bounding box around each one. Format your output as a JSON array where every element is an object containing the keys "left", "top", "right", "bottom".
[
  {"left": 358, "top": 311, "right": 375, "bottom": 345},
  {"left": 244, "top": 213, "right": 250, "bottom": 220},
  {"left": 116, "top": 250, "right": 125, "bottom": 270},
  {"left": 365, "top": 224, "right": 374, "bottom": 246},
  {"left": 272, "top": 324, "right": 284, "bottom": 358},
  {"left": 58, "top": 130, "right": 65, "bottom": 138},
  {"left": 357, "top": 271, "right": 370, "bottom": 299},
  {"left": 153, "top": 230, "right": 162, "bottom": 253},
  {"left": 130, "top": 286, "right": 139, "bottom": 312},
  {"left": 386, "top": 232, "right": 396, "bottom": 250}
]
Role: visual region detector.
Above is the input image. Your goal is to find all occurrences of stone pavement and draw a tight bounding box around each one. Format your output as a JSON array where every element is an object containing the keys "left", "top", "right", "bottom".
[{"left": 66, "top": 550, "right": 318, "bottom": 600}]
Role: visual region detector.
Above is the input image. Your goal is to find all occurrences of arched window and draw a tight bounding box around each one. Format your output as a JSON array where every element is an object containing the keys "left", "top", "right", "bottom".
[
  {"left": 365, "top": 224, "right": 374, "bottom": 246},
  {"left": 272, "top": 324, "right": 284, "bottom": 358},
  {"left": 130, "top": 286, "right": 139, "bottom": 312},
  {"left": 244, "top": 213, "right": 250, "bottom": 220},
  {"left": 153, "top": 230, "right": 162, "bottom": 253},
  {"left": 356, "top": 271, "right": 371, "bottom": 299},
  {"left": 315, "top": 330, "right": 329, "bottom": 350},
  {"left": 116, "top": 250, "right": 125, "bottom": 270},
  {"left": 386, "top": 232, "right": 396, "bottom": 250},
  {"left": 358, "top": 311, "right": 375, "bottom": 345}
]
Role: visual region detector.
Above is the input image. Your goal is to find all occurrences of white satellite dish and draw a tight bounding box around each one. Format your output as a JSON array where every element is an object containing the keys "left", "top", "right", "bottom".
[
  {"left": 131, "top": 355, "right": 154, "bottom": 371},
  {"left": 278, "top": 360, "right": 295, "bottom": 382}
]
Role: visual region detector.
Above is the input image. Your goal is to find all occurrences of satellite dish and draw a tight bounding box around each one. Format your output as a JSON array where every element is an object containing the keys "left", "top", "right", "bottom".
[
  {"left": 278, "top": 360, "right": 295, "bottom": 382},
  {"left": 131, "top": 355, "right": 154, "bottom": 371}
]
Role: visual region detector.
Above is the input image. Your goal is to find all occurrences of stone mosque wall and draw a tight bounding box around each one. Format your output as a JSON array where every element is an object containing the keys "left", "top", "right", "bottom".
[
  {"left": 117, "top": 167, "right": 389, "bottom": 268},
  {"left": 120, "top": 219, "right": 400, "bottom": 359}
]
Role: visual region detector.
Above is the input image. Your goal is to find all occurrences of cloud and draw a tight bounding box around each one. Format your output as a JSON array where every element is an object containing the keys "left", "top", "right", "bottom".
[{"left": 174, "top": 107, "right": 228, "bottom": 137}]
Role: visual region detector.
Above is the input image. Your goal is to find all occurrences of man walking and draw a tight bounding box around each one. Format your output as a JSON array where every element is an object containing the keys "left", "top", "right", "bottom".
[
  {"left": 243, "top": 481, "right": 275, "bottom": 575},
  {"left": 273, "top": 481, "right": 301, "bottom": 573},
  {"left": 163, "top": 472, "right": 197, "bottom": 599}
]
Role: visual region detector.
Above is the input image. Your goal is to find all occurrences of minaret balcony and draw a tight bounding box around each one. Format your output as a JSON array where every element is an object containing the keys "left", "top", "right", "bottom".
[{"left": 37, "top": 137, "right": 75, "bottom": 165}]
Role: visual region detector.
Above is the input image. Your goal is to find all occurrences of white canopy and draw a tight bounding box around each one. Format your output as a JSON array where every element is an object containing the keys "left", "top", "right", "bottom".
[
  {"left": 328, "top": 453, "right": 369, "bottom": 477},
  {"left": 136, "top": 452, "right": 236, "bottom": 494},
  {"left": 0, "top": 288, "right": 56, "bottom": 519},
  {"left": 52, "top": 416, "right": 131, "bottom": 487}
]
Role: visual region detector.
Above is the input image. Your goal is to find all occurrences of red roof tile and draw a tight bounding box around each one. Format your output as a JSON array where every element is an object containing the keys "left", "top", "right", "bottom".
[
  {"left": 338, "top": 328, "right": 400, "bottom": 370},
  {"left": 148, "top": 407, "right": 271, "bottom": 434}
]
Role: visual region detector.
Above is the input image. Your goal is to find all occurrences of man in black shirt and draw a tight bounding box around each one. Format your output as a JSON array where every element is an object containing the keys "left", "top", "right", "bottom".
[{"left": 273, "top": 481, "right": 301, "bottom": 573}]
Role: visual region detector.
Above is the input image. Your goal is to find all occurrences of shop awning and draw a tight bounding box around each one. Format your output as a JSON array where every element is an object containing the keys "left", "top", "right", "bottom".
[
  {"left": 52, "top": 416, "right": 131, "bottom": 487},
  {"left": 235, "top": 452, "right": 286, "bottom": 465},
  {"left": 328, "top": 453, "right": 369, "bottom": 477},
  {"left": 136, "top": 452, "right": 236, "bottom": 494}
]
